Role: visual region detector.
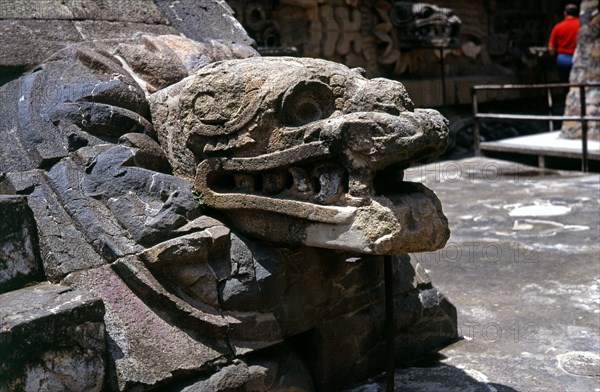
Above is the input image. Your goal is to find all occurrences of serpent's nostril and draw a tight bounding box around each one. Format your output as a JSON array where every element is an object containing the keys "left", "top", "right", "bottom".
[{"left": 373, "top": 163, "right": 408, "bottom": 196}]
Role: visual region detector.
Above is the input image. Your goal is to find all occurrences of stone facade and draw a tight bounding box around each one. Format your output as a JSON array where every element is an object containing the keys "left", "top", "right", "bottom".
[{"left": 224, "top": 1, "right": 571, "bottom": 106}]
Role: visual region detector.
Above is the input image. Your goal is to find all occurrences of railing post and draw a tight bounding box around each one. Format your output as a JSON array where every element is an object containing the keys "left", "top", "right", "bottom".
[
  {"left": 472, "top": 82, "right": 598, "bottom": 169},
  {"left": 439, "top": 46, "right": 447, "bottom": 106},
  {"left": 384, "top": 255, "right": 394, "bottom": 392},
  {"left": 547, "top": 86, "right": 554, "bottom": 132},
  {"left": 472, "top": 87, "right": 481, "bottom": 156},
  {"left": 580, "top": 85, "right": 588, "bottom": 172}
]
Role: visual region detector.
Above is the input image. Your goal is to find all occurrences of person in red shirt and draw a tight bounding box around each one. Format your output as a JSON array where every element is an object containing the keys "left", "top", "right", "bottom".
[{"left": 548, "top": 3, "right": 580, "bottom": 82}]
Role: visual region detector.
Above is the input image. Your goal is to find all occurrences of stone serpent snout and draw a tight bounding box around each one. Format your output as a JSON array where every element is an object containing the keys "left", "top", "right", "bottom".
[{"left": 150, "top": 56, "right": 450, "bottom": 255}]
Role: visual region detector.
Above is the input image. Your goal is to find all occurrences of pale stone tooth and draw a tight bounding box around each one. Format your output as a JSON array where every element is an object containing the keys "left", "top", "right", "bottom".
[
  {"left": 288, "top": 167, "right": 312, "bottom": 194},
  {"left": 313, "top": 164, "right": 344, "bottom": 205},
  {"left": 262, "top": 171, "right": 287, "bottom": 195},
  {"left": 233, "top": 174, "right": 255, "bottom": 193}
]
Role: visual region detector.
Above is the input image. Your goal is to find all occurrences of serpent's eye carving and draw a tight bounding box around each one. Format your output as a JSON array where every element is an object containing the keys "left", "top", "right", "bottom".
[
  {"left": 280, "top": 81, "right": 334, "bottom": 127},
  {"left": 418, "top": 5, "right": 434, "bottom": 19},
  {"left": 188, "top": 76, "right": 262, "bottom": 136},
  {"left": 391, "top": 5, "right": 415, "bottom": 25},
  {"left": 194, "top": 91, "right": 227, "bottom": 125}
]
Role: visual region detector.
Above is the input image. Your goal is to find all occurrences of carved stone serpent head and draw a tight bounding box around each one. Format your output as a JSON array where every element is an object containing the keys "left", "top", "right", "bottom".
[
  {"left": 150, "top": 57, "right": 450, "bottom": 255},
  {"left": 390, "top": 1, "right": 461, "bottom": 47}
]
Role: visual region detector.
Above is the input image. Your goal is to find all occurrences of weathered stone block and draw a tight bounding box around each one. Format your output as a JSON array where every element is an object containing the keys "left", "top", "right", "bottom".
[
  {"left": 154, "top": 0, "right": 253, "bottom": 46},
  {"left": 0, "top": 20, "right": 82, "bottom": 69},
  {"left": 2, "top": 170, "right": 108, "bottom": 280},
  {"left": 301, "top": 284, "right": 457, "bottom": 391},
  {"left": 112, "top": 256, "right": 230, "bottom": 340},
  {"left": 140, "top": 228, "right": 230, "bottom": 308},
  {"left": 0, "top": 0, "right": 74, "bottom": 19},
  {"left": 180, "top": 362, "right": 269, "bottom": 392},
  {"left": 0, "top": 0, "right": 167, "bottom": 23},
  {"left": 62, "top": 265, "right": 228, "bottom": 391},
  {"left": 0, "top": 195, "right": 44, "bottom": 293},
  {"left": 0, "top": 283, "right": 106, "bottom": 392},
  {"left": 73, "top": 20, "right": 177, "bottom": 41}
]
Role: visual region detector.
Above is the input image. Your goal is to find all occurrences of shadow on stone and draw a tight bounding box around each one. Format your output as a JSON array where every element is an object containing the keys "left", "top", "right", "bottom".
[{"left": 347, "top": 355, "right": 522, "bottom": 392}]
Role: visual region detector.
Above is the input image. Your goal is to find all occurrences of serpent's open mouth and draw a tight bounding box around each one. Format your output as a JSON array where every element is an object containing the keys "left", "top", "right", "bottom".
[
  {"left": 208, "top": 160, "right": 348, "bottom": 206},
  {"left": 196, "top": 147, "right": 449, "bottom": 255},
  {"left": 206, "top": 160, "right": 427, "bottom": 209}
]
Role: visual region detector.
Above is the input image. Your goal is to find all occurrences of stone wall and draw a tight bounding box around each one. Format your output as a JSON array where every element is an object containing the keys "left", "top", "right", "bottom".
[
  {"left": 224, "top": 0, "right": 565, "bottom": 107},
  {"left": 0, "top": 0, "right": 249, "bottom": 80}
]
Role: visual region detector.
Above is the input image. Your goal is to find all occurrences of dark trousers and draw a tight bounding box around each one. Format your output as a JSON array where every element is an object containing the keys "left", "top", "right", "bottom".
[{"left": 556, "top": 53, "right": 574, "bottom": 83}]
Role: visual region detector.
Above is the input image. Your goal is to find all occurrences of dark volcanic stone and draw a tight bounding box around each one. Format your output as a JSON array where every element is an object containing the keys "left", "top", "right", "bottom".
[
  {"left": 1, "top": 170, "right": 108, "bottom": 280},
  {"left": 154, "top": 0, "right": 254, "bottom": 46},
  {"left": 0, "top": 283, "right": 106, "bottom": 392},
  {"left": 0, "top": 195, "right": 44, "bottom": 293}
]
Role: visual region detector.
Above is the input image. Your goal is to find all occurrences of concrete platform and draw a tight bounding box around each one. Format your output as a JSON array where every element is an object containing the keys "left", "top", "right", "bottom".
[
  {"left": 348, "top": 158, "right": 600, "bottom": 392},
  {"left": 480, "top": 131, "right": 600, "bottom": 168}
]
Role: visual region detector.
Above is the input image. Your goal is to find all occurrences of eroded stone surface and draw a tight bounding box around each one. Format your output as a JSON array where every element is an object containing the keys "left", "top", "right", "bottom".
[
  {"left": 0, "top": 284, "right": 106, "bottom": 392},
  {"left": 557, "top": 351, "right": 600, "bottom": 377},
  {"left": 0, "top": 195, "right": 44, "bottom": 293}
]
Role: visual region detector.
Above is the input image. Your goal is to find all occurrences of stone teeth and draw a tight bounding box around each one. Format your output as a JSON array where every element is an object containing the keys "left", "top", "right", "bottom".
[
  {"left": 288, "top": 167, "right": 312, "bottom": 194},
  {"left": 312, "top": 164, "right": 344, "bottom": 205},
  {"left": 233, "top": 174, "right": 256, "bottom": 193},
  {"left": 262, "top": 171, "right": 287, "bottom": 195},
  {"left": 281, "top": 164, "right": 347, "bottom": 205}
]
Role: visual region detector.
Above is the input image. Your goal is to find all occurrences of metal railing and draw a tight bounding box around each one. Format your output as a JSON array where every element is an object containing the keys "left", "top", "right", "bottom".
[{"left": 472, "top": 82, "right": 600, "bottom": 172}]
